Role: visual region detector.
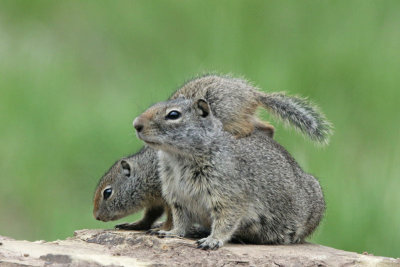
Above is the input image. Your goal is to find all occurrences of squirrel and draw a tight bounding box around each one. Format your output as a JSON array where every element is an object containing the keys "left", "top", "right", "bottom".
[
  {"left": 93, "top": 74, "right": 332, "bottom": 231},
  {"left": 133, "top": 98, "right": 326, "bottom": 250},
  {"left": 171, "top": 74, "right": 332, "bottom": 143},
  {"left": 93, "top": 147, "right": 173, "bottom": 231}
]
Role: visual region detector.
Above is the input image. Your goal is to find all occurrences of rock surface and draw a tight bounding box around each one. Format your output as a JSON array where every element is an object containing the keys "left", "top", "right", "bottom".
[{"left": 0, "top": 229, "right": 399, "bottom": 266}]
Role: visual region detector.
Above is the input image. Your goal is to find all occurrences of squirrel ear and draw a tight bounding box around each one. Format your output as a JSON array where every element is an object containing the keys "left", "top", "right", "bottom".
[
  {"left": 195, "top": 99, "right": 210, "bottom": 118},
  {"left": 120, "top": 160, "right": 131, "bottom": 177}
]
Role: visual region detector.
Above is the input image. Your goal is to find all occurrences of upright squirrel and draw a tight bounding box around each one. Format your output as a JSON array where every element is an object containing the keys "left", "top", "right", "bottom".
[
  {"left": 133, "top": 98, "right": 325, "bottom": 250},
  {"left": 93, "top": 74, "right": 332, "bottom": 231}
]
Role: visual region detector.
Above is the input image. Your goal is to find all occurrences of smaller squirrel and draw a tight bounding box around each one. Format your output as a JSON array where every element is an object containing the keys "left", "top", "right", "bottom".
[
  {"left": 93, "top": 147, "right": 172, "bottom": 231},
  {"left": 133, "top": 98, "right": 326, "bottom": 250},
  {"left": 93, "top": 74, "right": 332, "bottom": 231}
]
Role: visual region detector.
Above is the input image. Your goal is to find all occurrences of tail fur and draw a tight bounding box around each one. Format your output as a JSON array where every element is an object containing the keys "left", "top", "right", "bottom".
[{"left": 257, "top": 92, "right": 333, "bottom": 145}]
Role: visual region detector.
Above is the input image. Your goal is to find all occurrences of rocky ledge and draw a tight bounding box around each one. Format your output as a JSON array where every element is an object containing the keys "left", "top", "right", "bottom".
[{"left": 0, "top": 229, "right": 399, "bottom": 266}]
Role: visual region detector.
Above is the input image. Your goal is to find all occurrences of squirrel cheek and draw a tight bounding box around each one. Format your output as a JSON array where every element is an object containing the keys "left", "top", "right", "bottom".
[
  {"left": 93, "top": 194, "right": 101, "bottom": 219},
  {"left": 93, "top": 208, "right": 100, "bottom": 220}
]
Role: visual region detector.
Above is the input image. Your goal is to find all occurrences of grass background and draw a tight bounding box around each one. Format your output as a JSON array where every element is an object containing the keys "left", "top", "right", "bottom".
[{"left": 1, "top": 0, "right": 399, "bottom": 258}]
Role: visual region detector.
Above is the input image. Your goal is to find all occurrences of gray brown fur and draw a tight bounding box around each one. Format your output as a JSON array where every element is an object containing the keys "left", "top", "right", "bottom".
[
  {"left": 134, "top": 98, "right": 325, "bottom": 250},
  {"left": 93, "top": 74, "right": 330, "bottom": 232},
  {"left": 170, "top": 74, "right": 274, "bottom": 138}
]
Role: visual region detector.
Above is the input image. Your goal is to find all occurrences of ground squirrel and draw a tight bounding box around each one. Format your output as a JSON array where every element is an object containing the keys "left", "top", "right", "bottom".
[
  {"left": 93, "top": 74, "right": 331, "bottom": 231},
  {"left": 133, "top": 98, "right": 326, "bottom": 250},
  {"left": 172, "top": 74, "right": 332, "bottom": 143},
  {"left": 93, "top": 147, "right": 173, "bottom": 231}
]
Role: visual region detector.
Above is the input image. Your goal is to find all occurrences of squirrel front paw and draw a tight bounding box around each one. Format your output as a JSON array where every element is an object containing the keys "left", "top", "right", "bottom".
[
  {"left": 196, "top": 237, "right": 223, "bottom": 250},
  {"left": 115, "top": 221, "right": 150, "bottom": 231}
]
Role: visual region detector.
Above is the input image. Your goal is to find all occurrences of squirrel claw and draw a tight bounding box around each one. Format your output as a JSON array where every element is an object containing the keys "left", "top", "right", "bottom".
[
  {"left": 114, "top": 223, "right": 129, "bottom": 230},
  {"left": 146, "top": 229, "right": 159, "bottom": 235},
  {"left": 157, "top": 232, "right": 167, "bottom": 238},
  {"left": 196, "top": 237, "right": 223, "bottom": 250}
]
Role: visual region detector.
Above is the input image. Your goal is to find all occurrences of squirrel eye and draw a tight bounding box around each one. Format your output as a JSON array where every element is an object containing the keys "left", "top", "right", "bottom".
[
  {"left": 165, "top": 110, "right": 181, "bottom": 120},
  {"left": 103, "top": 188, "right": 112, "bottom": 200}
]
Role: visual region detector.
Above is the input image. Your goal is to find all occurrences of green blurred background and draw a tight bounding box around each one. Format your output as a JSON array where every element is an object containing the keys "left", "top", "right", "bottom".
[{"left": 0, "top": 0, "right": 399, "bottom": 258}]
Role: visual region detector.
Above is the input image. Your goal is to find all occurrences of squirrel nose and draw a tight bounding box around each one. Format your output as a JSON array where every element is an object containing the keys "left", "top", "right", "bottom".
[
  {"left": 133, "top": 117, "right": 144, "bottom": 133},
  {"left": 135, "top": 124, "right": 143, "bottom": 133}
]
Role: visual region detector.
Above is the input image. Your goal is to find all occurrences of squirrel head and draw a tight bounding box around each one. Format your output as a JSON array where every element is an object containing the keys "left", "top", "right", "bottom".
[
  {"left": 133, "top": 98, "right": 223, "bottom": 155},
  {"left": 93, "top": 157, "right": 146, "bottom": 221}
]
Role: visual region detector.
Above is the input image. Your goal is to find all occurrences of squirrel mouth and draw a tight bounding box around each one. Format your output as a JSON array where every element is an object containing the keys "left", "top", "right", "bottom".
[
  {"left": 139, "top": 136, "right": 161, "bottom": 146},
  {"left": 144, "top": 140, "right": 160, "bottom": 146}
]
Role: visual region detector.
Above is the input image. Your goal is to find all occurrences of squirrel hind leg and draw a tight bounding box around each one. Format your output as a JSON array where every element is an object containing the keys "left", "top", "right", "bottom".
[
  {"left": 223, "top": 118, "right": 255, "bottom": 139},
  {"left": 223, "top": 116, "right": 274, "bottom": 139},
  {"left": 253, "top": 119, "right": 275, "bottom": 138},
  {"left": 160, "top": 205, "right": 173, "bottom": 231}
]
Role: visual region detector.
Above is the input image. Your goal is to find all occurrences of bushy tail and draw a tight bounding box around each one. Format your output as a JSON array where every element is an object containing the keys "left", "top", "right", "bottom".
[{"left": 257, "top": 92, "right": 333, "bottom": 145}]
